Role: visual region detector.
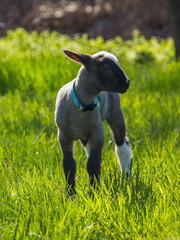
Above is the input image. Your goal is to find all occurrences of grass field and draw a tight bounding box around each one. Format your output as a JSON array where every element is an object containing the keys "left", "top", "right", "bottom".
[{"left": 0, "top": 29, "right": 179, "bottom": 239}]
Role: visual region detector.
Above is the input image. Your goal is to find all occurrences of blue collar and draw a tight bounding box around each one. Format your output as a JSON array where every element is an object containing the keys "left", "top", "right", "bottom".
[{"left": 70, "top": 82, "right": 102, "bottom": 112}]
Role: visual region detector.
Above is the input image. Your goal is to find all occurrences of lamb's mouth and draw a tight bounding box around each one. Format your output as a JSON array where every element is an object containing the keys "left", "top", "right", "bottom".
[{"left": 118, "top": 88, "right": 128, "bottom": 93}]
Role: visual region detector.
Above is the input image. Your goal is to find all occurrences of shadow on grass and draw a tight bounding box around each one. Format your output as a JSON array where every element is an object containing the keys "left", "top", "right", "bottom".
[{"left": 102, "top": 168, "right": 154, "bottom": 209}]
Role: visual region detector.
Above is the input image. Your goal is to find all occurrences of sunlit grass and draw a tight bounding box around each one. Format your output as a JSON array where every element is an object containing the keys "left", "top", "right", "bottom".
[{"left": 0, "top": 29, "right": 179, "bottom": 239}]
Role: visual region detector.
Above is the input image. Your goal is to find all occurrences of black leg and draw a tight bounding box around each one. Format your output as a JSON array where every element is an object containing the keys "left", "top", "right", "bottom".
[
  {"left": 58, "top": 131, "right": 76, "bottom": 196},
  {"left": 63, "top": 151, "right": 76, "bottom": 196},
  {"left": 87, "top": 150, "right": 102, "bottom": 186},
  {"left": 85, "top": 125, "right": 104, "bottom": 188}
]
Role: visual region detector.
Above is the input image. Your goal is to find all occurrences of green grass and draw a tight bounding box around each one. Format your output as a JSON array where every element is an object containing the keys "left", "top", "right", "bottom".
[{"left": 0, "top": 29, "right": 179, "bottom": 239}]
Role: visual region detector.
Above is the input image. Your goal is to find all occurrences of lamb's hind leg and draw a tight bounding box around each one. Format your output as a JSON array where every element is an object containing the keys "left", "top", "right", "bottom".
[
  {"left": 106, "top": 100, "right": 132, "bottom": 177},
  {"left": 115, "top": 137, "right": 132, "bottom": 177},
  {"left": 58, "top": 130, "right": 76, "bottom": 196}
]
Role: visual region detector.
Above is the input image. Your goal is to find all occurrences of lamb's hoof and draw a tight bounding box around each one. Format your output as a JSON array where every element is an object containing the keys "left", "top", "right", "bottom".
[
  {"left": 66, "top": 187, "right": 76, "bottom": 198},
  {"left": 125, "top": 158, "right": 133, "bottom": 178}
]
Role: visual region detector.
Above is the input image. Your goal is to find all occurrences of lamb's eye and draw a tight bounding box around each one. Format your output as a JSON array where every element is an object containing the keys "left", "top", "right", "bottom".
[{"left": 103, "top": 64, "right": 111, "bottom": 71}]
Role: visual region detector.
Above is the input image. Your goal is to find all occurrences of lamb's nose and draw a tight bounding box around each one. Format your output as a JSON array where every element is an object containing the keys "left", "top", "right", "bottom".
[{"left": 126, "top": 78, "right": 130, "bottom": 86}]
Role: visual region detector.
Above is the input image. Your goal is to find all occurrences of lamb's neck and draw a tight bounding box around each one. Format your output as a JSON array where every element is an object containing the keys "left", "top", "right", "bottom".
[{"left": 74, "top": 72, "right": 100, "bottom": 105}]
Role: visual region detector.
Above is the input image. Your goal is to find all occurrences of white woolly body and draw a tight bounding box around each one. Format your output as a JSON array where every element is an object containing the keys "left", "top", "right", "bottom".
[
  {"left": 93, "top": 51, "right": 119, "bottom": 65},
  {"left": 115, "top": 142, "right": 132, "bottom": 176}
]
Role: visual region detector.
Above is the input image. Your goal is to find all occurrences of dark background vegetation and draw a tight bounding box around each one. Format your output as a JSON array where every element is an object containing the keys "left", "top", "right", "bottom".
[
  {"left": 0, "top": 0, "right": 171, "bottom": 39},
  {"left": 0, "top": 0, "right": 179, "bottom": 57}
]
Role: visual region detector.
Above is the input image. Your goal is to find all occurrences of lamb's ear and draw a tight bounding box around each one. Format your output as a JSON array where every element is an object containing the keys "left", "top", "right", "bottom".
[{"left": 63, "top": 50, "right": 91, "bottom": 66}]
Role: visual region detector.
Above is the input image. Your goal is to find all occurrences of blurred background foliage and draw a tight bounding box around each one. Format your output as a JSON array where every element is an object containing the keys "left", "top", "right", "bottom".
[
  {"left": 0, "top": 28, "right": 176, "bottom": 96},
  {"left": 0, "top": 0, "right": 180, "bottom": 58}
]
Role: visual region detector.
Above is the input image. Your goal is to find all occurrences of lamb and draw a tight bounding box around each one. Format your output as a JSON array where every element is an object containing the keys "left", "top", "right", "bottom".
[{"left": 55, "top": 50, "right": 132, "bottom": 195}]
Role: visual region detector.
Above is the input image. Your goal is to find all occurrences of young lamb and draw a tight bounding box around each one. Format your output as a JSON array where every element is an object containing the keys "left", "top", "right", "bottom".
[{"left": 55, "top": 50, "right": 132, "bottom": 195}]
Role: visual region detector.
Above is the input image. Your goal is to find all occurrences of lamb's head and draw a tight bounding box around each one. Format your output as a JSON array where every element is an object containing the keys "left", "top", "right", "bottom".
[{"left": 63, "top": 50, "right": 130, "bottom": 93}]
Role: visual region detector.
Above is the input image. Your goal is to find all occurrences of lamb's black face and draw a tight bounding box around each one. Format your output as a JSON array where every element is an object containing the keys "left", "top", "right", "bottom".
[{"left": 96, "top": 57, "right": 130, "bottom": 93}]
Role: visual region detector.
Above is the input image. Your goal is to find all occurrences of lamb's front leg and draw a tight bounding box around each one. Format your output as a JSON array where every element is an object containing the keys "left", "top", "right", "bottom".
[
  {"left": 87, "top": 149, "right": 102, "bottom": 186},
  {"left": 58, "top": 130, "right": 76, "bottom": 196},
  {"left": 85, "top": 125, "right": 104, "bottom": 187}
]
